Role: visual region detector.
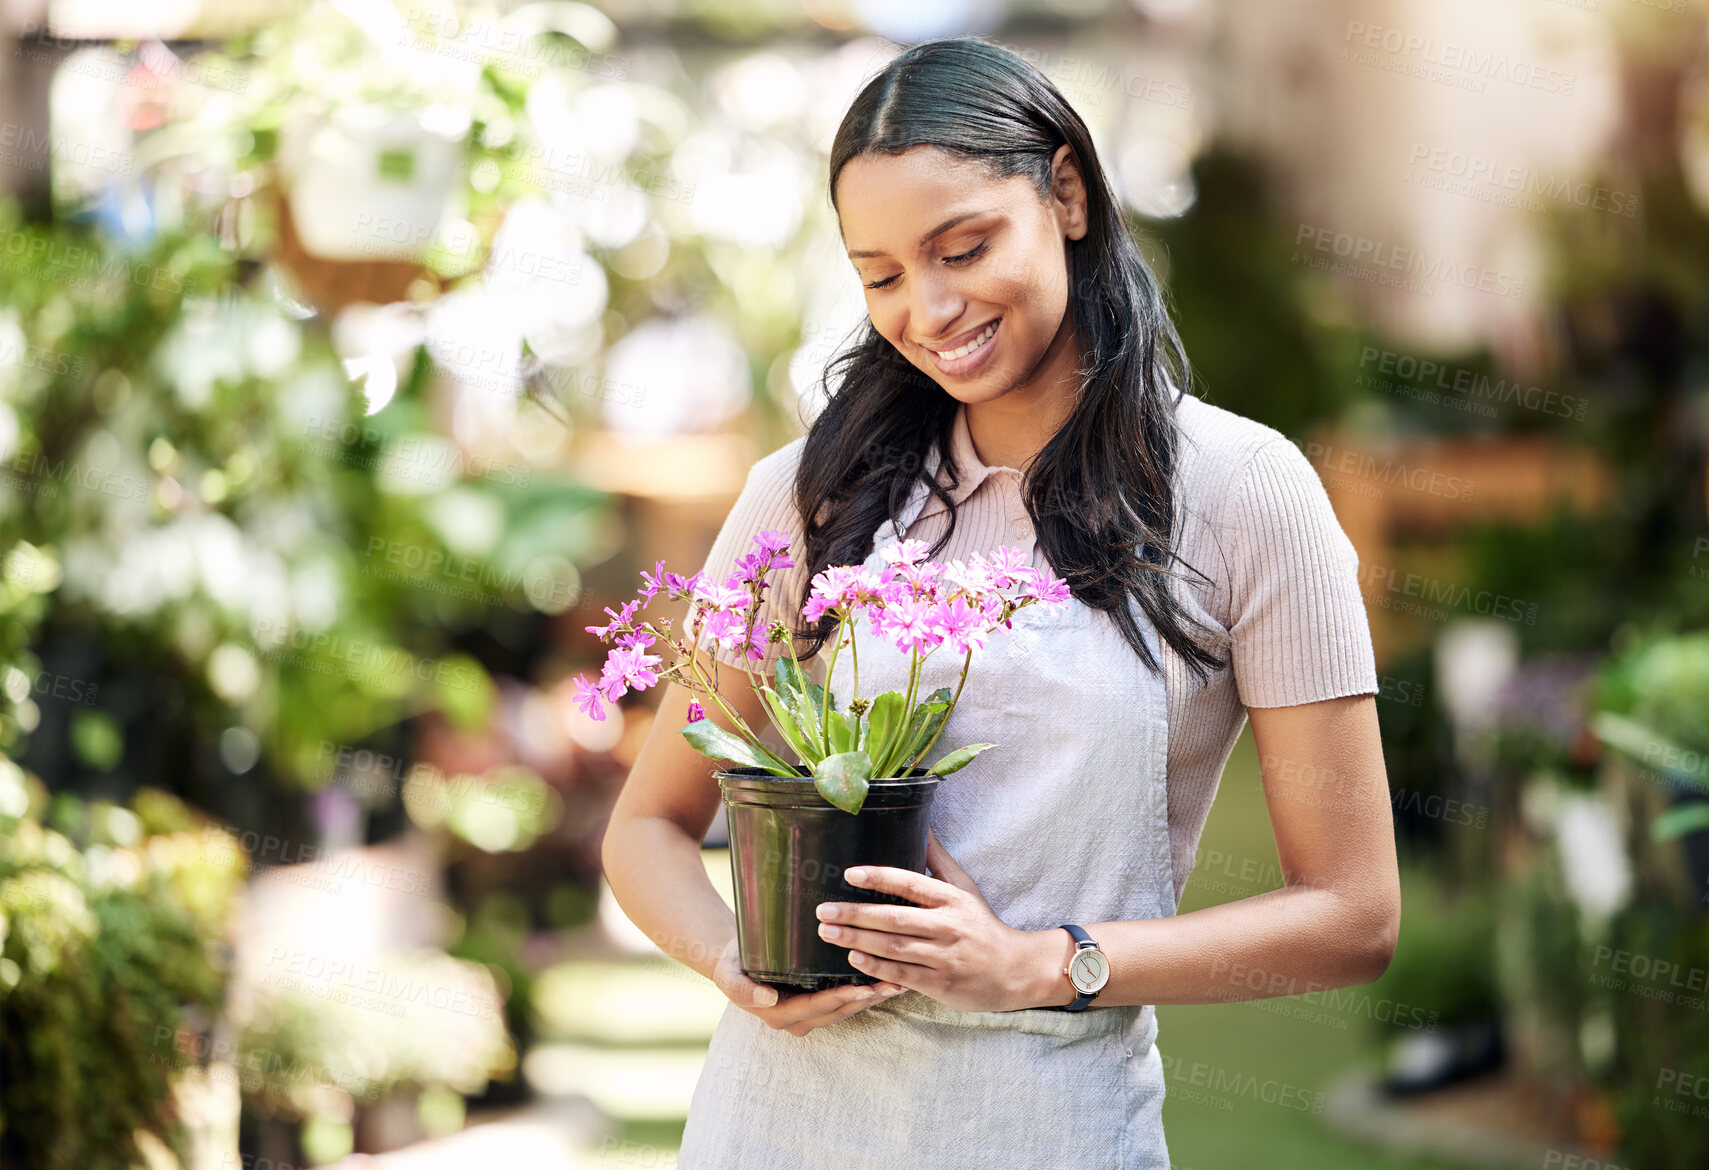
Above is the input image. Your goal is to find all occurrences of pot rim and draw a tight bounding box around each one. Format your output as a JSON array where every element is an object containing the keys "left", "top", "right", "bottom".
[{"left": 714, "top": 764, "right": 937, "bottom": 785}]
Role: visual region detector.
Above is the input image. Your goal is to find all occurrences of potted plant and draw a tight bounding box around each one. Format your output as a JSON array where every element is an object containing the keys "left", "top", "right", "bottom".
[{"left": 573, "top": 531, "right": 1069, "bottom": 989}]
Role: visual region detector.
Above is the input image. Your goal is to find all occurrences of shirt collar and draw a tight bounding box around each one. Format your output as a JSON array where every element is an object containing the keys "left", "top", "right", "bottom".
[{"left": 917, "top": 401, "right": 1023, "bottom": 521}]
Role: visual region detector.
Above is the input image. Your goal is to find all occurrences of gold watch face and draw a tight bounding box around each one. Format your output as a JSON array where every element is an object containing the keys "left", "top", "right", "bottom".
[{"left": 1069, "top": 948, "right": 1109, "bottom": 994}]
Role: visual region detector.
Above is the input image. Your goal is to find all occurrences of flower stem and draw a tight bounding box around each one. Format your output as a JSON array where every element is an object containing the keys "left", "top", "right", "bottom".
[
  {"left": 875, "top": 644, "right": 921, "bottom": 779},
  {"left": 909, "top": 648, "right": 972, "bottom": 770},
  {"left": 815, "top": 610, "right": 858, "bottom": 757},
  {"left": 849, "top": 616, "right": 862, "bottom": 748},
  {"left": 782, "top": 625, "right": 826, "bottom": 760},
  {"left": 684, "top": 625, "right": 796, "bottom": 775}
]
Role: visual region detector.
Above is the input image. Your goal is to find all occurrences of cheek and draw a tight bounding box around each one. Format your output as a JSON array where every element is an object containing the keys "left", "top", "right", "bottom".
[{"left": 997, "top": 274, "right": 1062, "bottom": 341}]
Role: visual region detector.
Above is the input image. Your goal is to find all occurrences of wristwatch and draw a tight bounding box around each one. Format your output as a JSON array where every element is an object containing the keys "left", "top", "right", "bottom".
[{"left": 1043, "top": 923, "right": 1109, "bottom": 1012}]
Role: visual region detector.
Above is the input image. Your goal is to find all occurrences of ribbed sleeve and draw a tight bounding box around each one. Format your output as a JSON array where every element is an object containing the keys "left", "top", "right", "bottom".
[
  {"left": 690, "top": 437, "right": 815, "bottom": 682},
  {"left": 1222, "top": 438, "right": 1380, "bottom": 708}
]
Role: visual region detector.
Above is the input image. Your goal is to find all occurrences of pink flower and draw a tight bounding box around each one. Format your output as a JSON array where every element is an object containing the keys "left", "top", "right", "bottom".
[
  {"left": 896, "top": 558, "right": 947, "bottom": 595},
  {"left": 607, "top": 644, "right": 663, "bottom": 690},
  {"left": 734, "top": 623, "right": 769, "bottom": 663},
  {"left": 879, "top": 538, "right": 932, "bottom": 568},
  {"left": 928, "top": 595, "right": 990, "bottom": 655},
  {"left": 586, "top": 597, "right": 642, "bottom": 639},
  {"left": 732, "top": 531, "right": 796, "bottom": 583},
  {"left": 944, "top": 557, "right": 996, "bottom": 596},
  {"left": 753, "top": 529, "right": 793, "bottom": 557},
  {"left": 1028, "top": 566, "right": 1073, "bottom": 606},
  {"left": 702, "top": 607, "right": 756, "bottom": 653},
  {"left": 982, "top": 546, "right": 1031, "bottom": 589},
  {"left": 570, "top": 674, "right": 609, "bottom": 721},
  {"left": 686, "top": 699, "right": 706, "bottom": 722},
  {"left": 596, "top": 658, "right": 630, "bottom": 703},
  {"left": 695, "top": 578, "right": 753, "bottom": 612},
  {"left": 805, "top": 565, "right": 876, "bottom": 622},
  {"left": 876, "top": 595, "right": 942, "bottom": 655},
  {"left": 638, "top": 560, "right": 672, "bottom": 604}
]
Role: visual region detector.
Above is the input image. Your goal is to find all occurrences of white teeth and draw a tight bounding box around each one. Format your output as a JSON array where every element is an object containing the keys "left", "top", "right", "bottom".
[{"left": 934, "top": 320, "right": 997, "bottom": 361}]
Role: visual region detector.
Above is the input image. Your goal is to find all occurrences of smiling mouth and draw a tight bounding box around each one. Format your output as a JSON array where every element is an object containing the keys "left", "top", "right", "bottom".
[{"left": 927, "top": 318, "right": 1000, "bottom": 362}]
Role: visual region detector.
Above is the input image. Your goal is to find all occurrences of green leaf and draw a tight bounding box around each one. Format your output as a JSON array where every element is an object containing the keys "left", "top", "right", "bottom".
[
  {"left": 776, "top": 658, "right": 837, "bottom": 712},
  {"left": 1652, "top": 802, "right": 1709, "bottom": 842},
  {"left": 758, "top": 686, "right": 820, "bottom": 766},
  {"left": 927, "top": 743, "right": 997, "bottom": 777},
  {"left": 680, "top": 718, "right": 794, "bottom": 775},
  {"left": 894, "top": 688, "right": 953, "bottom": 771},
  {"left": 776, "top": 656, "right": 809, "bottom": 698},
  {"left": 865, "top": 690, "right": 908, "bottom": 775},
  {"left": 775, "top": 657, "right": 833, "bottom": 752},
  {"left": 813, "top": 750, "right": 873, "bottom": 814},
  {"left": 824, "top": 710, "right": 853, "bottom": 755}
]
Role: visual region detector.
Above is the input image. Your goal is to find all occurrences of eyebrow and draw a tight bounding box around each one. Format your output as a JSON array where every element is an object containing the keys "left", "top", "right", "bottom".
[{"left": 846, "top": 210, "right": 991, "bottom": 260}]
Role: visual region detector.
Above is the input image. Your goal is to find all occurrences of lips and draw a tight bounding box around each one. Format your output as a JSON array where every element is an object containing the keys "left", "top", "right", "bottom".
[
  {"left": 923, "top": 316, "right": 1001, "bottom": 377},
  {"left": 924, "top": 318, "right": 1000, "bottom": 358}
]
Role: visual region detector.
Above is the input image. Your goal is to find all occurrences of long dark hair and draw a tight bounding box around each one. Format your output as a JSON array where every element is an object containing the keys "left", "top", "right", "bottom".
[{"left": 788, "top": 35, "right": 1228, "bottom": 685}]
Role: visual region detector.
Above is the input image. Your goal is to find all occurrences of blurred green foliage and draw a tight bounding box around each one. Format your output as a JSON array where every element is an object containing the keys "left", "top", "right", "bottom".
[
  {"left": 0, "top": 195, "right": 625, "bottom": 801},
  {"left": 1368, "top": 863, "right": 1502, "bottom": 1036},
  {"left": 0, "top": 770, "right": 243, "bottom": 1170}
]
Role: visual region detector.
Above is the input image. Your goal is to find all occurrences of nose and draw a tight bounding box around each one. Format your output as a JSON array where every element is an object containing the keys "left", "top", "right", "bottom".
[{"left": 910, "top": 268, "right": 967, "bottom": 348}]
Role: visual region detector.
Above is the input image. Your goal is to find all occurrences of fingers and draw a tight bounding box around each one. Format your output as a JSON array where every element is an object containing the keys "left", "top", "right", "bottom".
[
  {"left": 924, "top": 829, "right": 975, "bottom": 892},
  {"left": 845, "top": 863, "right": 952, "bottom": 908},
  {"left": 786, "top": 989, "right": 893, "bottom": 1036},
  {"left": 757, "top": 981, "right": 907, "bottom": 1037},
  {"left": 818, "top": 921, "right": 922, "bottom": 963},
  {"left": 713, "top": 940, "right": 781, "bottom": 1008},
  {"left": 844, "top": 949, "right": 925, "bottom": 987},
  {"left": 816, "top": 898, "right": 935, "bottom": 937}
]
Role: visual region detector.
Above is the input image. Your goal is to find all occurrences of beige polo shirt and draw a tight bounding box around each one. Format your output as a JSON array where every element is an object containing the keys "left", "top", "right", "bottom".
[{"left": 691, "top": 393, "right": 1380, "bottom": 905}]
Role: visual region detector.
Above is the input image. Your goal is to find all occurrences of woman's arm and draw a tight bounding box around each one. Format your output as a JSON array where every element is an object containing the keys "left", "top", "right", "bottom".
[
  {"left": 600, "top": 650, "right": 754, "bottom": 983},
  {"left": 816, "top": 692, "right": 1401, "bottom": 1012},
  {"left": 1017, "top": 691, "right": 1400, "bottom": 1008}
]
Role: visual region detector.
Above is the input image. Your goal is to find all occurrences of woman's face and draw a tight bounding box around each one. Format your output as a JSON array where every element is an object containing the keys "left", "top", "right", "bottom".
[{"left": 836, "top": 143, "right": 1088, "bottom": 406}]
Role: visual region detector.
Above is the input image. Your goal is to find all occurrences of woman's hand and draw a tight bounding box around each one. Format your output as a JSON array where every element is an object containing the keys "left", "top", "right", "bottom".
[
  {"left": 710, "top": 936, "right": 908, "bottom": 1037},
  {"left": 815, "top": 829, "right": 1043, "bottom": 1014}
]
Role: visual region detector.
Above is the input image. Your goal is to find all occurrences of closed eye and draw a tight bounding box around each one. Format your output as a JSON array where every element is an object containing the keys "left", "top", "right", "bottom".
[{"left": 863, "top": 241, "right": 989, "bottom": 291}]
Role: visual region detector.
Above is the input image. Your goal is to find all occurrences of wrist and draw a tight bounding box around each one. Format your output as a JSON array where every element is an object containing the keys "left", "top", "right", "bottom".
[{"left": 1011, "top": 927, "right": 1076, "bottom": 1010}]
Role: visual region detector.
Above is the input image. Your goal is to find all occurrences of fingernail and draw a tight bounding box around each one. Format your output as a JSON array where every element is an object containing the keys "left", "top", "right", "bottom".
[
  {"left": 846, "top": 868, "right": 867, "bottom": 882},
  {"left": 881, "top": 986, "right": 905, "bottom": 997}
]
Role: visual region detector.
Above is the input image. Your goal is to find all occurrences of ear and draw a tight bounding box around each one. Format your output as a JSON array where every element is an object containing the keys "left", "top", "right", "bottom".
[{"left": 1051, "top": 143, "right": 1089, "bottom": 242}]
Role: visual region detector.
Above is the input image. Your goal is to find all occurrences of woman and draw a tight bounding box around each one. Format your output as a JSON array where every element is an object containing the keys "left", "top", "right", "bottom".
[{"left": 601, "top": 35, "right": 1401, "bottom": 1169}]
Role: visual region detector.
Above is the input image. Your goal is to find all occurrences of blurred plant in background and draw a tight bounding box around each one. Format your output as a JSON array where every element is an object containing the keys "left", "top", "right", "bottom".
[
  {"left": 2, "top": 0, "right": 1707, "bottom": 1165},
  {"left": 0, "top": 770, "right": 243, "bottom": 1170}
]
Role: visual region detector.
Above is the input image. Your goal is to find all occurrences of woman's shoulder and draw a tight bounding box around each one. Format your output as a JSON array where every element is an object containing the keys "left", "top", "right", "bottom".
[
  {"left": 1174, "top": 393, "right": 1296, "bottom": 474},
  {"left": 1173, "top": 393, "right": 1311, "bottom": 515}
]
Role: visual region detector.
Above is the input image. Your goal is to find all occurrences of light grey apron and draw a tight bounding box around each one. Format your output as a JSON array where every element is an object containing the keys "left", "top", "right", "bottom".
[{"left": 677, "top": 465, "right": 1176, "bottom": 1169}]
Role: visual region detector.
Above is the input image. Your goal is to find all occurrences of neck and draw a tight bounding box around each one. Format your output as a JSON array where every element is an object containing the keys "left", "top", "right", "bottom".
[{"left": 962, "top": 315, "right": 1082, "bottom": 473}]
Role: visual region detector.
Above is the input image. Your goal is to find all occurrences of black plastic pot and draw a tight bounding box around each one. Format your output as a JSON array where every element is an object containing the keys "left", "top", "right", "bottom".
[{"left": 716, "top": 766, "right": 940, "bottom": 992}]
